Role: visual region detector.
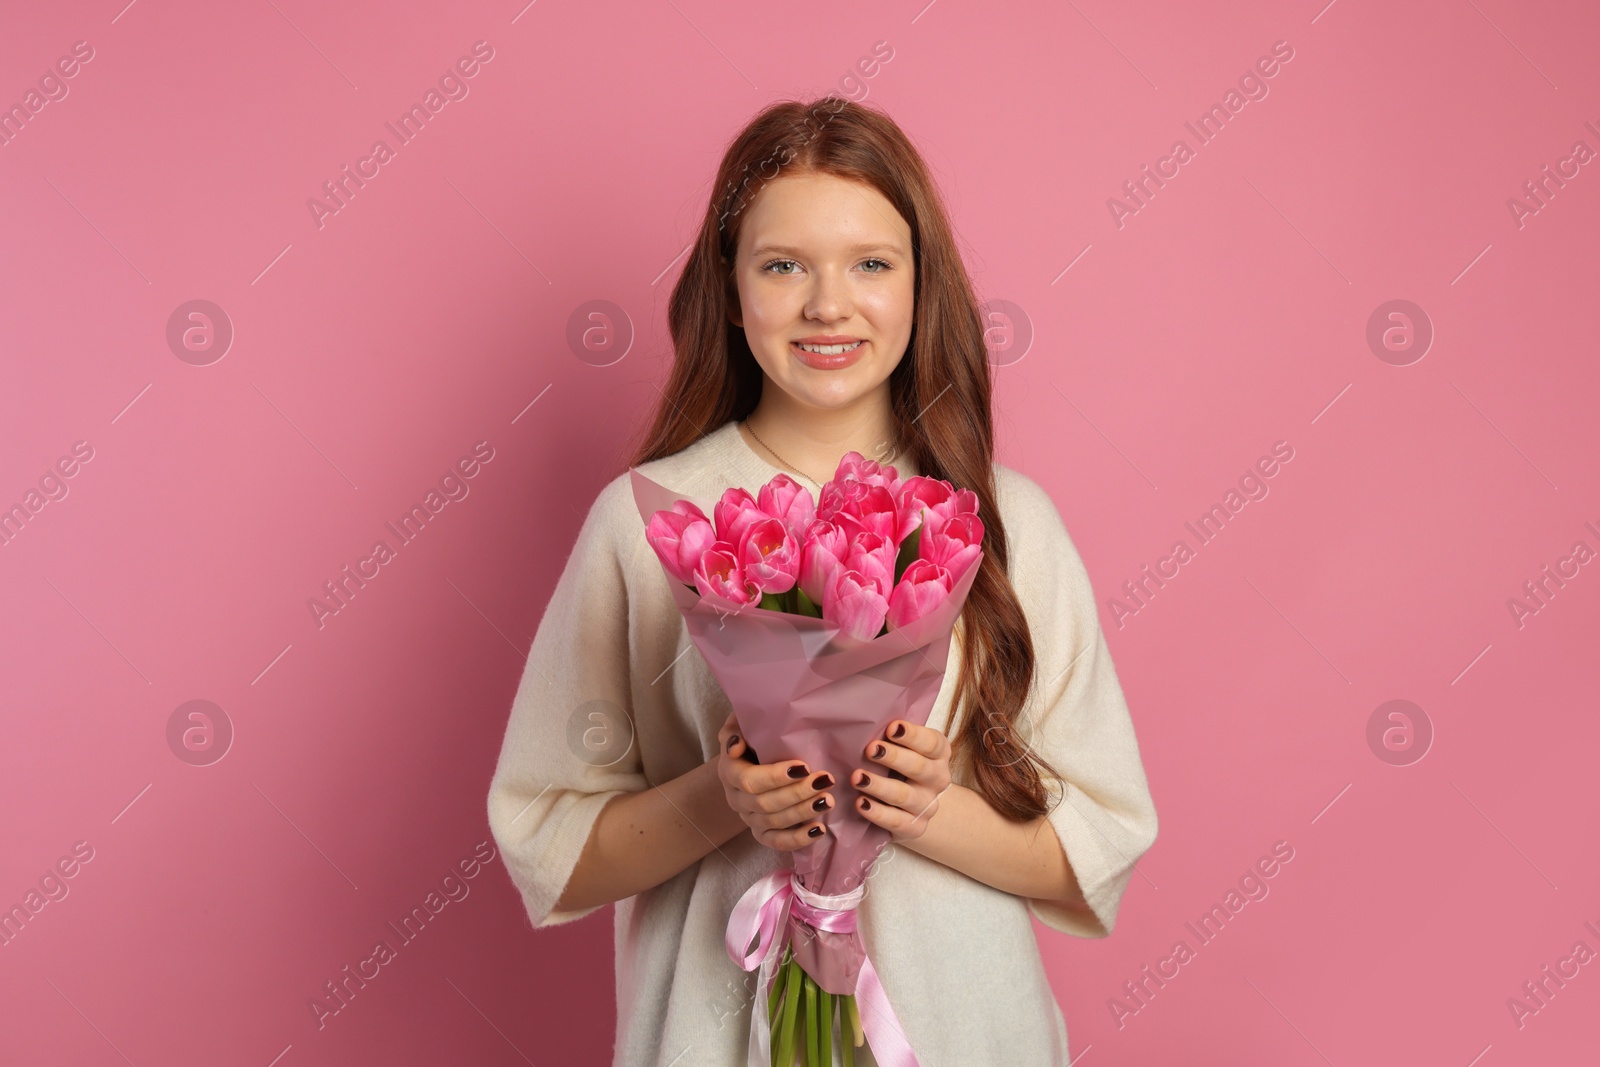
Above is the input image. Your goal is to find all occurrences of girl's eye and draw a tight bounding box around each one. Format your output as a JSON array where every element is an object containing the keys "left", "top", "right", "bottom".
[{"left": 759, "top": 258, "right": 894, "bottom": 275}]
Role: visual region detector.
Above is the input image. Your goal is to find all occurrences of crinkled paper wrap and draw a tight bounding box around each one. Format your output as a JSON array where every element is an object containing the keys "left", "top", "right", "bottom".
[{"left": 631, "top": 467, "right": 979, "bottom": 997}]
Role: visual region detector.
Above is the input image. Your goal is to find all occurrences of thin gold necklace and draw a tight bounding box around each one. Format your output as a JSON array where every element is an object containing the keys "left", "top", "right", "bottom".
[{"left": 742, "top": 420, "right": 899, "bottom": 488}]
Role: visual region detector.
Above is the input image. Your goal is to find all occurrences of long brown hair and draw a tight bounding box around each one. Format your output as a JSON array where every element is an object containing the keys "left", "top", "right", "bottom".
[{"left": 627, "top": 96, "right": 1065, "bottom": 822}]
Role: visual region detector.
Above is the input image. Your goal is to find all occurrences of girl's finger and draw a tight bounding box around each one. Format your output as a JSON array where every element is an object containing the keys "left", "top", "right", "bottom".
[
  {"left": 757, "top": 789, "right": 835, "bottom": 830},
  {"left": 854, "top": 792, "right": 889, "bottom": 827},
  {"left": 747, "top": 771, "right": 836, "bottom": 815},
  {"left": 719, "top": 723, "right": 760, "bottom": 765},
  {"left": 731, "top": 756, "right": 811, "bottom": 795},
  {"left": 861, "top": 737, "right": 932, "bottom": 783},
  {"left": 759, "top": 818, "right": 828, "bottom": 851},
  {"left": 854, "top": 792, "right": 922, "bottom": 838},
  {"left": 849, "top": 767, "right": 917, "bottom": 810},
  {"left": 883, "top": 720, "right": 950, "bottom": 761}
]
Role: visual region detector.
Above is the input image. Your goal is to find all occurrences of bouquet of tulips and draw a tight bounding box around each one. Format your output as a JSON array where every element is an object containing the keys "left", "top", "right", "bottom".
[{"left": 631, "top": 449, "right": 985, "bottom": 1067}]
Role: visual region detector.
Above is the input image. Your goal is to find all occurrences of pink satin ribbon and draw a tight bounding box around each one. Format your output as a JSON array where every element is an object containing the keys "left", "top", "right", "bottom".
[{"left": 726, "top": 868, "right": 920, "bottom": 1067}]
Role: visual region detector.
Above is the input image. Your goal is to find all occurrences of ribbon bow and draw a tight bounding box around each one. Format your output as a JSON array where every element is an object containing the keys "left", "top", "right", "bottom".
[{"left": 725, "top": 868, "right": 920, "bottom": 1066}]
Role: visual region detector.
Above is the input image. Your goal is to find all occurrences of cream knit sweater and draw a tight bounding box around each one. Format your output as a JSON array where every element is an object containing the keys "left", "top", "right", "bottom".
[{"left": 487, "top": 419, "right": 1159, "bottom": 1066}]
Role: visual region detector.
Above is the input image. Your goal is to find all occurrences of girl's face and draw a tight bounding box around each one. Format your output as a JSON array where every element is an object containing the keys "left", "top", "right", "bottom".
[{"left": 730, "top": 171, "right": 915, "bottom": 414}]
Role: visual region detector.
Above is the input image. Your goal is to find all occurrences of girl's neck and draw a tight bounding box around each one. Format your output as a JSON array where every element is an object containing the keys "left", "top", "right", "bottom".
[{"left": 739, "top": 403, "right": 905, "bottom": 485}]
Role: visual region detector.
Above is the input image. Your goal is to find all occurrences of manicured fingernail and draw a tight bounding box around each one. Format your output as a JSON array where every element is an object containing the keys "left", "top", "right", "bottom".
[
  {"left": 808, "top": 825, "right": 824, "bottom": 837},
  {"left": 787, "top": 764, "right": 809, "bottom": 779},
  {"left": 859, "top": 797, "right": 872, "bottom": 810},
  {"left": 892, "top": 723, "right": 906, "bottom": 739},
  {"left": 812, "top": 796, "right": 829, "bottom": 810},
  {"left": 727, "top": 735, "right": 739, "bottom": 751},
  {"left": 856, "top": 772, "right": 870, "bottom": 788},
  {"left": 812, "top": 773, "right": 834, "bottom": 790},
  {"left": 871, "top": 743, "right": 886, "bottom": 759}
]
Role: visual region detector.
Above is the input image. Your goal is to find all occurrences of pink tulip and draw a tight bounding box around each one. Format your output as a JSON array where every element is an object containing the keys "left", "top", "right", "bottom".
[
  {"left": 736, "top": 516, "right": 799, "bottom": 595},
  {"left": 693, "top": 542, "right": 759, "bottom": 611},
  {"left": 886, "top": 558, "right": 954, "bottom": 630},
  {"left": 819, "top": 451, "right": 901, "bottom": 525},
  {"left": 822, "top": 563, "right": 891, "bottom": 642},
  {"left": 757, "top": 473, "right": 816, "bottom": 542},
  {"left": 822, "top": 483, "right": 899, "bottom": 544},
  {"left": 895, "top": 476, "right": 979, "bottom": 543},
  {"left": 918, "top": 512, "right": 984, "bottom": 586},
  {"left": 713, "top": 487, "right": 765, "bottom": 548},
  {"left": 844, "top": 531, "right": 897, "bottom": 582},
  {"left": 894, "top": 476, "right": 952, "bottom": 541},
  {"left": 645, "top": 501, "right": 717, "bottom": 586},
  {"left": 831, "top": 450, "right": 902, "bottom": 495},
  {"left": 799, "top": 519, "right": 848, "bottom": 606}
]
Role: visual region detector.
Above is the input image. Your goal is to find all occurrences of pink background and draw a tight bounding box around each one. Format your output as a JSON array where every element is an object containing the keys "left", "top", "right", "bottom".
[{"left": 2, "top": 1, "right": 1597, "bottom": 1064}]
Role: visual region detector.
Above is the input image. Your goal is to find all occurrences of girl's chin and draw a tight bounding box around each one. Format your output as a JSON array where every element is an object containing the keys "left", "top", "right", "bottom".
[{"left": 769, "top": 384, "right": 880, "bottom": 412}]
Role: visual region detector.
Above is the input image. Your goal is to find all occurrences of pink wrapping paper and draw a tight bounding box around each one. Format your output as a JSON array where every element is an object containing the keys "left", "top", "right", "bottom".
[{"left": 630, "top": 467, "right": 980, "bottom": 1011}]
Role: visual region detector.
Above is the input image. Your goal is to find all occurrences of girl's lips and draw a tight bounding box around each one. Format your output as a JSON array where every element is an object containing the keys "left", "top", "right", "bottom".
[{"left": 791, "top": 339, "right": 865, "bottom": 370}]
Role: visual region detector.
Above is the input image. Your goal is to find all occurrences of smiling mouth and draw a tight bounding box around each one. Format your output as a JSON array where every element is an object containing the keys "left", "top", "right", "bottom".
[{"left": 793, "top": 340, "right": 864, "bottom": 355}]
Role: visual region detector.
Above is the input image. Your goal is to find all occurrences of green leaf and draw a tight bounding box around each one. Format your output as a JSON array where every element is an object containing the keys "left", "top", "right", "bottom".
[
  {"left": 845, "top": 994, "right": 863, "bottom": 1050},
  {"left": 768, "top": 945, "right": 788, "bottom": 1022},
  {"left": 776, "top": 957, "right": 802, "bottom": 1067},
  {"left": 770, "top": 988, "right": 782, "bottom": 1067},
  {"left": 798, "top": 969, "right": 812, "bottom": 1067},
  {"left": 893, "top": 520, "right": 922, "bottom": 586},
  {"left": 819, "top": 988, "right": 834, "bottom": 1067},
  {"left": 794, "top": 585, "right": 823, "bottom": 618},
  {"left": 840, "top": 994, "right": 854, "bottom": 1067},
  {"left": 760, "top": 590, "right": 786, "bottom": 613},
  {"left": 804, "top": 973, "right": 819, "bottom": 1067}
]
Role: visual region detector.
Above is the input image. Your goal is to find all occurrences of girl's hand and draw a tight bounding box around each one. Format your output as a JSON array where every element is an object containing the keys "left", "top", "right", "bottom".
[
  {"left": 851, "top": 719, "right": 953, "bottom": 842},
  {"left": 715, "top": 711, "right": 837, "bottom": 852}
]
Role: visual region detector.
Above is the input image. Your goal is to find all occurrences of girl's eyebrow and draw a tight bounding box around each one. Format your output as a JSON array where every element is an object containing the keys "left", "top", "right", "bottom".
[{"left": 749, "top": 242, "right": 905, "bottom": 257}]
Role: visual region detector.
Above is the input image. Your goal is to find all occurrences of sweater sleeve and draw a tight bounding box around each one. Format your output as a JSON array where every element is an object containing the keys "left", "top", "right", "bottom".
[
  {"left": 487, "top": 473, "right": 649, "bottom": 929},
  {"left": 1002, "top": 469, "right": 1159, "bottom": 939}
]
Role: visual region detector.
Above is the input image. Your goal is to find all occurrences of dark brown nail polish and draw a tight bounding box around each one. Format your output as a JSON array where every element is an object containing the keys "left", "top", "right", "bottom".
[
  {"left": 812, "top": 796, "right": 828, "bottom": 810},
  {"left": 727, "top": 734, "right": 739, "bottom": 751},
  {"left": 812, "top": 773, "right": 834, "bottom": 790},
  {"left": 856, "top": 772, "right": 870, "bottom": 788},
  {"left": 808, "top": 825, "right": 824, "bottom": 837},
  {"left": 787, "top": 764, "right": 809, "bottom": 779},
  {"left": 871, "top": 743, "right": 886, "bottom": 759},
  {"left": 859, "top": 798, "right": 872, "bottom": 810},
  {"left": 892, "top": 723, "right": 906, "bottom": 739}
]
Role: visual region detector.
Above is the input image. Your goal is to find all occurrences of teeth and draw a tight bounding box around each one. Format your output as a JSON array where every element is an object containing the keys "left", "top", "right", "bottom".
[{"left": 796, "top": 341, "right": 863, "bottom": 355}]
